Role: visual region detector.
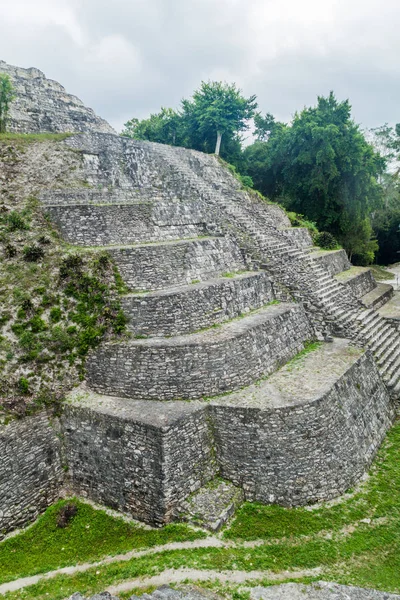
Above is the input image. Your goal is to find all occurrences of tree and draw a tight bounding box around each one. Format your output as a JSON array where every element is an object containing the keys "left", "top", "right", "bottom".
[
  {"left": 0, "top": 74, "right": 15, "bottom": 133},
  {"left": 181, "top": 81, "right": 257, "bottom": 156},
  {"left": 244, "top": 92, "right": 384, "bottom": 264},
  {"left": 122, "top": 107, "right": 185, "bottom": 146}
]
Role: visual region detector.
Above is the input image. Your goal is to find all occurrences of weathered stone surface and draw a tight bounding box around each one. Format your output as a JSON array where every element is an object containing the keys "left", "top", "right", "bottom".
[
  {"left": 104, "top": 237, "right": 248, "bottom": 291},
  {"left": 62, "top": 392, "right": 215, "bottom": 525},
  {"left": 45, "top": 200, "right": 210, "bottom": 246},
  {"left": 378, "top": 292, "right": 400, "bottom": 330},
  {"left": 310, "top": 249, "right": 351, "bottom": 276},
  {"left": 86, "top": 304, "right": 313, "bottom": 400},
  {"left": 281, "top": 227, "right": 313, "bottom": 248},
  {"left": 122, "top": 272, "right": 275, "bottom": 336},
  {"left": 361, "top": 283, "right": 394, "bottom": 310},
  {"left": 0, "top": 60, "right": 114, "bottom": 134},
  {"left": 0, "top": 412, "right": 63, "bottom": 539},
  {"left": 251, "top": 582, "right": 400, "bottom": 599},
  {"left": 210, "top": 339, "right": 394, "bottom": 505},
  {"left": 178, "top": 479, "right": 244, "bottom": 531},
  {"left": 335, "top": 267, "right": 377, "bottom": 299}
]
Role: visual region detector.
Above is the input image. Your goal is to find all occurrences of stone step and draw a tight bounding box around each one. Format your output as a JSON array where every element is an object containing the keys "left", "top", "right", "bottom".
[
  {"left": 209, "top": 338, "right": 393, "bottom": 507},
  {"left": 377, "top": 291, "right": 400, "bottom": 329},
  {"left": 335, "top": 266, "right": 377, "bottom": 299},
  {"left": 122, "top": 271, "right": 275, "bottom": 336},
  {"left": 98, "top": 236, "right": 248, "bottom": 291},
  {"left": 41, "top": 188, "right": 165, "bottom": 206},
  {"left": 86, "top": 303, "right": 313, "bottom": 401},
  {"left": 45, "top": 199, "right": 210, "bottom": 246},
  {"left": 309, "top": 249, "right": 351, "bottom": 276},
  {"left": 176, "top": 479, "right": 244, "bottom": 531},
  {"left": 361, "top": 282, "right": 394, "bottom": 309}
]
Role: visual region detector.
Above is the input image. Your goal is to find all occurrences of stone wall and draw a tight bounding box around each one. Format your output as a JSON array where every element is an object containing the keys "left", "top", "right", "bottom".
[
  {"left": 0, "top": 61, "right": 114, "bottom": 135},
  {"left": 311, "top": 249, "right": 351, "bottom": 276},
  {"left": 210, "top": 350, "right": 393, "bottom": 506},
  {"left": 45, "top": 201, "right": 210, "bottom": 246},
  {"left": 62, "top": 399, "right": 215, "bottom": 525},
  {"left": 122, "top": 272, "right": 275, "bottom": 336},
  {"left": 86, "top": 304, "right": 313, "bottom": 400},
  {"left": 335, "top": 268, "right": 377, "bottom": 299},
  {"left": 281, "top": 227, "right": 313, "bottom": 249},
  {"left": 0, "top": 412, "right": 63, "bottom": 538},
  {"left": 107, "top": 237, "right": 248, "bottom": 291}
]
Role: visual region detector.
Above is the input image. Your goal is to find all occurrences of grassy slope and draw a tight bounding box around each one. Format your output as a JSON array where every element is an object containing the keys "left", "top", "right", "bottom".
[
  {"left": 2, "top": 419, "right": 400, "bottom": 599},
  {"left": 0, "top": 135, "right": 128, "bottom": 417}
]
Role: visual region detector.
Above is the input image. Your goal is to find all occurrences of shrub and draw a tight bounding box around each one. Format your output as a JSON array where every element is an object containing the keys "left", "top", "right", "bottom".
[
  {"left": 23, "top": 244, "right": 44, "bottom": 262},
  {"left": 6, "top": 211, "right": 29, "bottom": 231},
  {"left": 239, "top": 174, "right": 254, "bottom": 188},
  {"left": 4, "top": 243, "right": 17, "bottom": 258},
  {"left": 314, "top": 231, "right": 339, "bottom": 250},
  {"left": 59, "top": 254, "right": 83, "bottom": 279},
  {"left": 38, "top": 235, "right": 51, "bottom": 245},
  {"left": 17, "top": 377, "right": 29, "bottom": 394},
  {"left": 56, "top": 502, "right": 78, "bottom": 528}
]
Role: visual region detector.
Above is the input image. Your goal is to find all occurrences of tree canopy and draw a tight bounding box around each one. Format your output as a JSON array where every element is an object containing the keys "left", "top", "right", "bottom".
[
  {"left": 122, "top": 80, "right": 257, "bottom": 160},
  {"left": 0, "top": 73, "right": 15, "bottom": 133},
  {"left": 244, "top": 92, "right": 385, "bottom": 264}
]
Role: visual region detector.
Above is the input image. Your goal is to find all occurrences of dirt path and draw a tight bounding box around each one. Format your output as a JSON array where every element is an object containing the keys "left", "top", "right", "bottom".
[{"left": 107, "top": 567, "right": 323, "bottom": 595}]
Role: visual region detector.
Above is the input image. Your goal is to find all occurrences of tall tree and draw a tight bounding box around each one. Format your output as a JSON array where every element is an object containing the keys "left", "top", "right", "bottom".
[
  {"left": 122, "top": 107, "right": 185, "bottom": 146},
  {"left": 181, "top": 81, "right": 257, "bottom": 156},
  {"left": 244, "top": 92, "right": 384, "bottom": 264},
  {"left": 0, "top": 74, "right": 15, "bottom": 133}
]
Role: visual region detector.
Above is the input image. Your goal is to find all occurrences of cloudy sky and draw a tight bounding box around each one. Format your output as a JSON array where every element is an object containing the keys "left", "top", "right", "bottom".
[{"left": 0, "top": 0, "right": 398, "bottom": 135}]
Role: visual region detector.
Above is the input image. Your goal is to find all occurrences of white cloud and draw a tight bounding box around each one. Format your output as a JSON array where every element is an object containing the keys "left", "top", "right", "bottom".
[{"left": 0, "top": 0, "right": 399, "bottom": 131}]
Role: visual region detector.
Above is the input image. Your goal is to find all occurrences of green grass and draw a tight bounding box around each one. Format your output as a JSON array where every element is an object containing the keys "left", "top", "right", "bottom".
[
  {"left": 0, "top": 499, "right": 205, "bottom": 586},
  {"left": 3, "top": 421, "right": 400, "bottom": 599},
  {"left": 370, "top": 264, "right": 396, "bottom": 281},
  {"left": 0, "top": 133, "right": 74, "bottom": 144}
]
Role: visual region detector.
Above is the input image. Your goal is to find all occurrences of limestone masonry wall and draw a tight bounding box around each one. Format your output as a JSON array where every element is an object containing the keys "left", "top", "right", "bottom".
[
  {"left": 312, "top": 249, "right": 351, "bottom": 276},
  {"left": 45, "top": 201, "right": 210, "bottom": 246},
  {"left": 0, "top": 412, "right": 63, "bottom": 538},
  {"left": 62, "top": 402, "right": 215, "bottom": 525},
  {"left": 122, "top": 272, "right": 275, "bottom": 336},
  {"left": 86, "top": 304, "right": 313, "bottom": 400},
  {"left": 107, "top": 237, "right": 248, "bottom": 291},
  {"left": 281, "top": 227, "right": 313, "bottom": 249},
  {"left": 339, "top": 269, "right": 377, "bottom": 299},
  {"left": 0, "top": 61, "right": 114, "bottom": 135},
  {"left": 210, "top": 351, "right": 393, "bottom": 506}
]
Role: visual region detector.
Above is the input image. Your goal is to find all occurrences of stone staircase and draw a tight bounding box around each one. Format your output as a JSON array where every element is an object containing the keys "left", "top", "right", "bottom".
[
  {"left": 149, "top": 143, "right": 400, "bottom": 397},
  {"left": 39, "top": 133, "right": 396, "bottom": 526}
]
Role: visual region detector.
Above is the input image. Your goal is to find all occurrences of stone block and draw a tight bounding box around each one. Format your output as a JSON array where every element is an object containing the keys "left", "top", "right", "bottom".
[
  {"left": 86, "top": 303, "right": 313, "bottom": 400},
  {"left": 122, "top": 271, "right": 275, "bottom": 336}
]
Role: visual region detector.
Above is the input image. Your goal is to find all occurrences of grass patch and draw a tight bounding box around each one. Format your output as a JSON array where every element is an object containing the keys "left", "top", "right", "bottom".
[
  {"left": 0, "top": 499, "right": 205, "bottom": 586},
  {"left": 0, "top": 133, "right": 73, "bottom": 144},
  {"left": 370, "top": 264, "right": 396, "bottom": 281}
]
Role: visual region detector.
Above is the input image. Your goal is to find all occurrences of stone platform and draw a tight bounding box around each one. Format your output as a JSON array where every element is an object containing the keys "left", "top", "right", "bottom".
[{"left": 62, "top": 339, "right": 394, "bottom": 523}]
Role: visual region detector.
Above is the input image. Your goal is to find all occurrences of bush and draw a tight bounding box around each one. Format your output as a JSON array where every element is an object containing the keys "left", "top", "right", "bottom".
[
  {"left": 56, "top": 502, "right": 78, "bottom": 528},
  {"left": 314, "top": 231, "right": 339, "bottom": 250},
  {"left": 23, "top": 244, "right": 44, "bottom": 262},
  {"left": 6, "top": 211, "right": 29, "bottom": 231},
  {"left": 59, "top": 254, "right": 83, "bottom": 279},
  {"left": 4, "top": 243, "right": 17, "bottom": 258},
  {"left": 239, "top": 174, "right": 254, "bottom": 188},
  {"left": 17, "top": 377, "right": 29, "bottom": 394}
]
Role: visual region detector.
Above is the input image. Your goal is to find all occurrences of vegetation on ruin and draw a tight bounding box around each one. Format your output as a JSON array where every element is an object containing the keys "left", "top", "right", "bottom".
[
  {"left": 0, "top": 138, "right": 128, "bottom": 418},
  {"left": 0, "top": 74, "right": 15, "bottom": 133},
  {"left": 2, "top": 418, "right": 400, "bottom": 599},
  {"left": 123, "top": 82, "right": 400, "bottom": 265}
]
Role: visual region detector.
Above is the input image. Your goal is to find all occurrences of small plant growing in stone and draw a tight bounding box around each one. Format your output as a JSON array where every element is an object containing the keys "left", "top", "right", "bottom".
[
  {"left": 38, "top": 235, "right": 51, "bottom": 245},
  {"left": 17, "top": 377, "right": 29, "bottom": 394},
  {"left": 23, "top": 244, "right": 44, "bottom": 262},
  {"left": 6, "top": 210, "right": 29, "bottom": 232},
  {"left": 4, "top": 243, "right": 17, "bottom": 258},
  {"left": 56, "top": 502, "right": 78, "bottom": 528}
]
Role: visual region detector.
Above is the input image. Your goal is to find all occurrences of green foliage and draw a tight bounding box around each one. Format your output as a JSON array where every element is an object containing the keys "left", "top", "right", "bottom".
[
  {"left": 23, "top": 244, "right": 44, "bottom": 262},
  {"left": 5, "top": 211, "right": 29, "bottom": 231},
  {"left": 181, "top": 81, "right": 257, "bottom": 155},
  {"left": 314, "top": 231, "right": 339, "bottom": 250},
  {"left": 0, "top": 499, "right": 205, "bottom": 586},
  {"left": 122, "top": 80, "right": 257, "bottom": 164},
  {"left": 0, "top": 74, "right": 15, "bottom": 133},
  {"left": 286, "top": 212, "right": 319, "bottom": 234},
  {"left": 244, "top": 93, "right": 384, "bottom": 263}
]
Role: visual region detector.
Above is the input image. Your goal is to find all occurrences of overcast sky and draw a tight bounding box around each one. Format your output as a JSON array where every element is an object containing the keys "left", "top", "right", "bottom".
[{"left": 0, "top": 0, "right": 399, "bottom": 135}]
